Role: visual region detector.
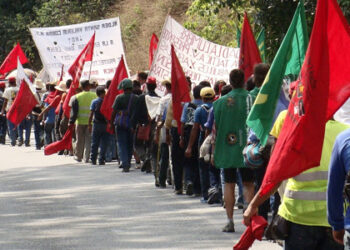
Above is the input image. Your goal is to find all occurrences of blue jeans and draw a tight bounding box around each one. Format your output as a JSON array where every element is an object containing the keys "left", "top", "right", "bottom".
[
  {"left": 18, "top": 116, "right": 32, "bottom": 144},
  {"left": 7, "top": 120, "right": 18, "bottom": 145},
  {"left": 116, "top": 127, "right": 133, "bottom": 170},
  {"left": 90, "top": 123, "right": 109, "bottom": 163},
  {"left": 284, "top": 222, "right": 343, "bottom": 250},
  {"left": 44, "top": 123, "right": 55, "bottom": 145},
  {"left": 33, "top": 116, "right": 43, "bottom": 148},
  {"left": 105, "top": 133, "right": 117, "bottom": 162}
]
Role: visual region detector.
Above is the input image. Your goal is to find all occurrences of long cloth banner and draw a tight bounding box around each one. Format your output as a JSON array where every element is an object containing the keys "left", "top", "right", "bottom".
[
  {"left": 149, "top": 16, "right": 239, "bottom": 95},
  {"left": 30, "top": 17, "right": 128, "bottom": 84}
]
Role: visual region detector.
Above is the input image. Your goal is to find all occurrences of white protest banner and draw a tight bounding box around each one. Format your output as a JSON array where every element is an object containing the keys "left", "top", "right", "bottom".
[
  {"left": 30, "top": 17, "right": 127, "bottom": 84},
  {"left": 149, "top": 16, "right": 239, "bottom": 94}
]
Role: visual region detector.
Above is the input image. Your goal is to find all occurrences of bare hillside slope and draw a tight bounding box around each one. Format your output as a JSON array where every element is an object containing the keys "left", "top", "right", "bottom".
[{"left": 107, "top": 0, "right": 192, "bottom": 74}]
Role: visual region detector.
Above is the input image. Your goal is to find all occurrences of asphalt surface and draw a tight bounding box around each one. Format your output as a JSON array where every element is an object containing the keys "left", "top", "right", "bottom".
[{"left": 0, "top": 141, "right": 282, "bottom": 250}]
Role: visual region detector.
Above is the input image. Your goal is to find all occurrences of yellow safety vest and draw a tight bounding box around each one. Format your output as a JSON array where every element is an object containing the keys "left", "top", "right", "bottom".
[
  {"left": 278, "top": 120, "right": 350, "bottom": 227},
  {"left": 76, "top": 91, "right": 97, "bottom": 125}
]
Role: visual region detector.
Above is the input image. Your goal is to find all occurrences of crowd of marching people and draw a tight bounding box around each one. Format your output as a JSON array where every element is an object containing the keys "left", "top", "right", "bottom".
[
  {"left": 0, "top": 66, "right": 277, "bottom": 230},
  {"left": 1, "top": 61, "right": 350, "bottom": 248}
]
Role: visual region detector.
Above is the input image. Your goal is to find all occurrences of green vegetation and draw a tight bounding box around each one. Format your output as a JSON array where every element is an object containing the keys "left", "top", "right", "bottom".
[
  {"left": 184, "top": 0, "right": 350, "bottom": 63},
  {"left": 0, "top": 0, "right": 115, "bottom": 70}
]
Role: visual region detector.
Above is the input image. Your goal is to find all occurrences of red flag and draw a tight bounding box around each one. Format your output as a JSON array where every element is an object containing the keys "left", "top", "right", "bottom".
[
  {"left": 171, "top": 45, "right": 191, "bottom": 134},
  {"left": 6, "top": 80, "right": 39, "bottom": 126},
  {"left": 0, "top": 43, "right": 28, "bottom": 75},
  {"left": 149, "top": 33, "right": 159, "bottom": 69},
  {"left": 239, "top": 13, "right": 262, "bottom": 82},
  {"left": 44, "top": 125, "right": 74, "bottom": 155},
  {"left": 62, "top": 33, "right": 95, "bottom": 118},
  {"left": 260, "top": 0, "right": 350, "bottom": 196},
  {"left": 233, "top": 216, "right": 267, "bottom": 250},
  {"left": 100, "top": 55, "right": 128, "bottom": 121}
]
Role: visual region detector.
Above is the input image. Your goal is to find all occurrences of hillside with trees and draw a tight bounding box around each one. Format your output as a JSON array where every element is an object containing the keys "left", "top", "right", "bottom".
[{"left": 0, "top": 0, "right": 349, "bottom": 74}]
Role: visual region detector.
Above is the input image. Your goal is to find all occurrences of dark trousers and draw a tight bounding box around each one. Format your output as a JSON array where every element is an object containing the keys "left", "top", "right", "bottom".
[
  {"left": 183, "top": 125, "right": 201, "bottom": 194},
  {"left": 171, "top": 127, "right": 185, "bottom": 191},
  {"left": 254, "top": 166, "right": 270, "bottom": 220},
  {"left": 285, "top": 222, "right": 343, "bottom": 250},
  {"left": 0, "top": 115, "right": 7, "bottom": 143},
  {"left": 159, "top": 143, "right": 169, "bottom": 186},
  {"left": 7, "top": 119, "right": 18, "bottom": 145},
  {"left": 44, "top": 123, "right": 55, "bottom": 145},
  {"left": 116, "top": 127, "right": 133, "bottom": 170},
  {"left": 18, "top": 116, "right": 32, "bottom": 144},
  {"left": 198, "top": 158, "right": 210, "bottom": 199},
  {"left": 91, "top": 123, "right": 109, "bottom": 163}
]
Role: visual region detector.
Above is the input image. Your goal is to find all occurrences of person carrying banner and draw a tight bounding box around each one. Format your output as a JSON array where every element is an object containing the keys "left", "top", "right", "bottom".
[
  {"left": 1, "top": 77, "right": 19, "bottom": 146},
  {"left": 69, "top": 80, "right": 97, "bottom": 163}
]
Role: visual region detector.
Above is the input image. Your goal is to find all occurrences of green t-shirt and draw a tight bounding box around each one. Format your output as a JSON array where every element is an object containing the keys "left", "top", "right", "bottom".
[
  {"left": 213, "top": 88, "right": 252, "bottom": 168},
  {"left": 249, "top": 87, "right": 260, "bottom": 103}
]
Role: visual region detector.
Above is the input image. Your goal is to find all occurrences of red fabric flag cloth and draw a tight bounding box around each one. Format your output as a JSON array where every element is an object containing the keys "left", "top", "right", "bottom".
[
  {"left": 260, "top": 0, "right": 350, "bottom": 196},
  {"left": 233, "top": 216, "right": 268, "bottom": 250},
  {"left": 62, "top": 32, "right": 95, "bottom": 118},
  {"left": 6, "top": 80, "right": 39, "bottom": 126},
  {"left": 171, "top": 45, "right": 191, "bottom": 134},
  {"left": 239, "top": 13, "right": 262, "bottom": 82},
  {"left": 44, "top": 125, "right": 74, "bottom": 155},
  {"left": 100, "top": 55, "right": 128, "bottom": 121},
  {"left": 0, "top": 43, "right": 28, "bottom": 75},
  {"left": 149, "top": 33, "right": 159, "bottom": 69}
]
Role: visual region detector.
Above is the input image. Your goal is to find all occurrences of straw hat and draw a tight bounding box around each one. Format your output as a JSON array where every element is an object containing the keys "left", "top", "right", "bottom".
[
  {"left": 34, "top": 79, "right": 45, "bottom": 89},
  {"left": 55, "top": 81, "right": 67, "bottom": 92}
]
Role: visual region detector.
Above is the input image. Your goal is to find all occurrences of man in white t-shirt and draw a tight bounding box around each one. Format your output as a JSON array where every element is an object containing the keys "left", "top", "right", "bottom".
[{"left": 0, "top": 77, "right": 19, "bottom": 146}]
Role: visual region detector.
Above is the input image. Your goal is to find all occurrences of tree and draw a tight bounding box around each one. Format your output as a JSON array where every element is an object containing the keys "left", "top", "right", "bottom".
[
  {"left": 0, "top": 0, "right": 115, "bottom": 71},
  {"left": 185, "top": 0, "right": 350, "bottom": 63}
]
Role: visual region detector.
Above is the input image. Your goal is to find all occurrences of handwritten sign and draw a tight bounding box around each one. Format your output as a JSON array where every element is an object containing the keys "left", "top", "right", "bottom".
[
  {"left": 149, "top": 16, "right": 239, "bottom": 95},
  {"left": 30, "top": 17, "right": 128, "bottom": 84}
]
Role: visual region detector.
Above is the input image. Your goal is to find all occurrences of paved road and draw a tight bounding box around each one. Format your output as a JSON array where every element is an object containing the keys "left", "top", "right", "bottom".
[{"left": 0, "top": 142, "right": 282, "bottom": 249}]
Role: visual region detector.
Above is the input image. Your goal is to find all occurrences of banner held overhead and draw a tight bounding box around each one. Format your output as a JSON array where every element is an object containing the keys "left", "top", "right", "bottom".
[
  {"left": 30, "top": 17, "right": 128, "bottom": 85},
  {"left": 149, "top": 16, "right": 239, "bottom": 95}
]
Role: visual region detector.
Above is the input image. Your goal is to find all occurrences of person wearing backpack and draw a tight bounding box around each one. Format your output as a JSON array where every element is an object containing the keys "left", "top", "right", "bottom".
[
  {"left": 180, "top": 85, "right": 204, "bottom": 196},
  {"left": 110, "top": 78, "right": 138, "bottom": 172},
  {"left": 185, "top": 87, "right": 218, "bottom": 203}
]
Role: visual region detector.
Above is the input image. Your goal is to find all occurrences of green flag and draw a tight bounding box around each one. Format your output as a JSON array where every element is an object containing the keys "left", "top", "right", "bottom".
[
  {"left": 246, "top": 0, "right": 309, "bottom": 145},
  {"left": 236, "top": 26, "right": 241, "bottom": 47},
  {"left": 257, "top": 28, "right": 266, "bottom": 62}
]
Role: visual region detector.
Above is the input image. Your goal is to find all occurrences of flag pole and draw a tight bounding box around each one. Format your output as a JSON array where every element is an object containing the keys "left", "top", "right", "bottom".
[{"left": 88, "top": 60, "right": 93, "bottom": 81}]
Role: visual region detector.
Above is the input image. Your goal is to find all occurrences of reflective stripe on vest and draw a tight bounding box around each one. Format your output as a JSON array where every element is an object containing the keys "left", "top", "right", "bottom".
[
  {"left": 284, "top": 189, "right": 326, "bottom": 201},
  {"left": 278, "top": 121, "right": 350, "bottom": 227},
  {"left": 293, "top": 171, "right": 328, "bottom": 182}
]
